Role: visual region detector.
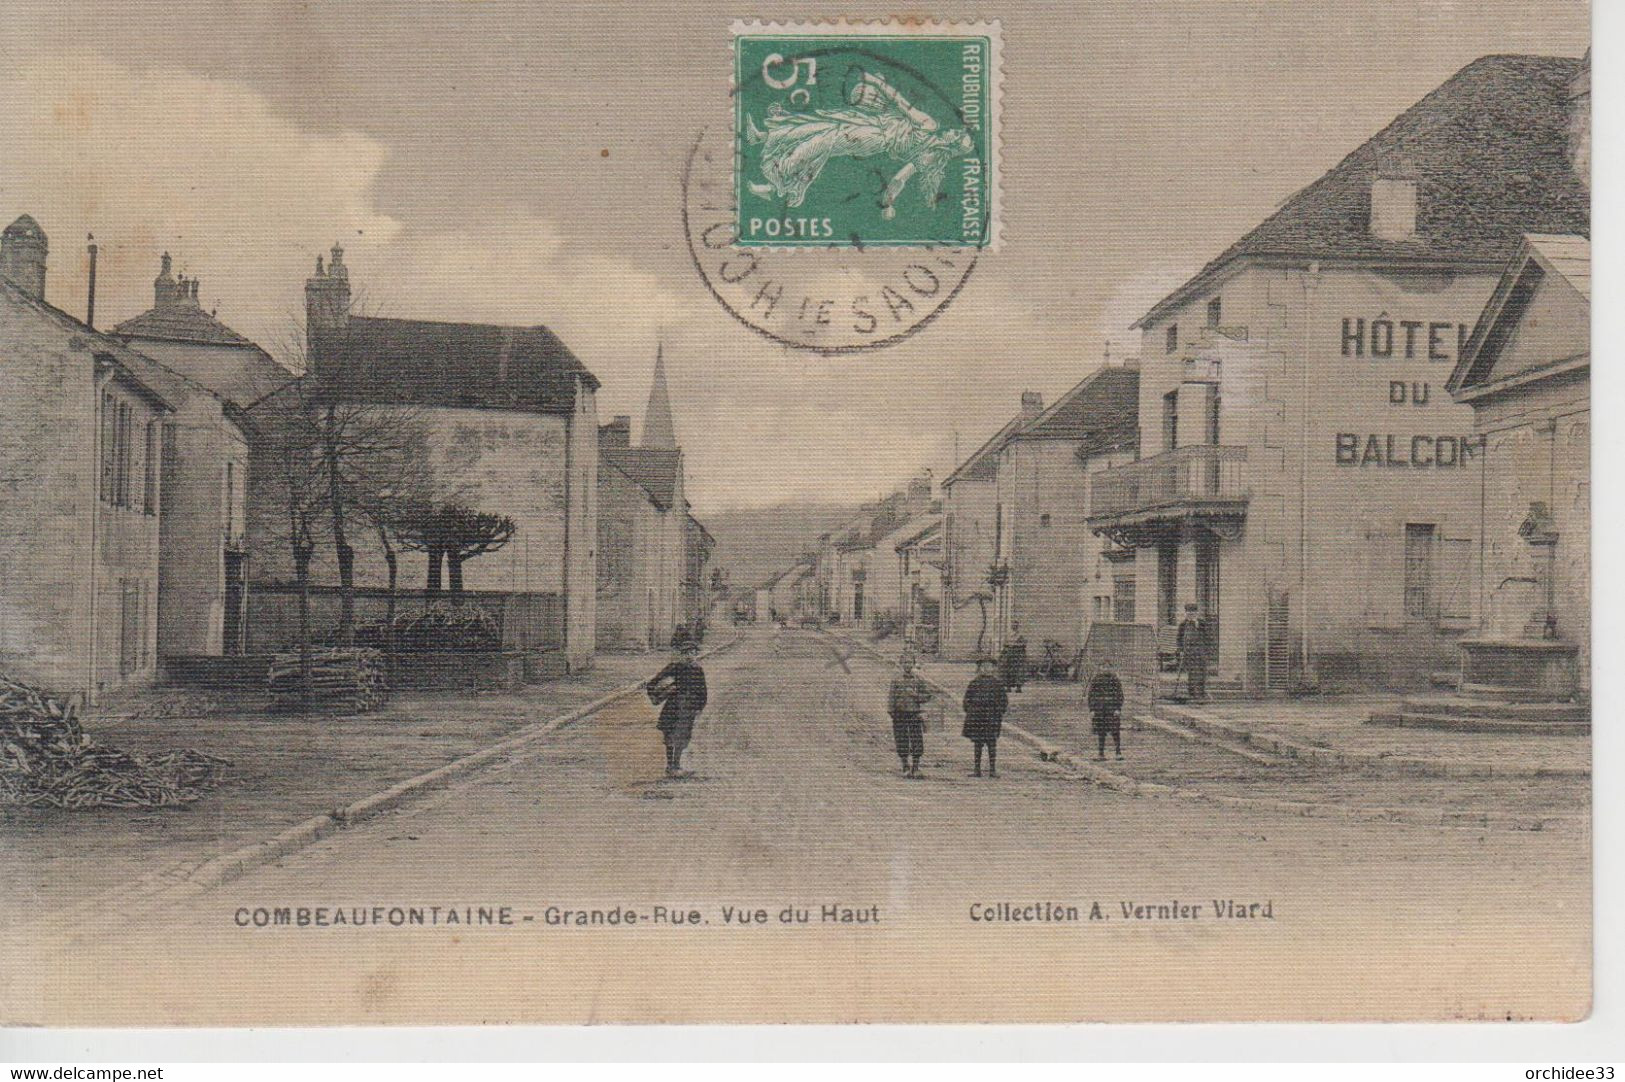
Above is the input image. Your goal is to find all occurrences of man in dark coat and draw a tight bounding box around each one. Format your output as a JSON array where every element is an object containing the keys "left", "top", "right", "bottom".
[
  {"left": 888, "top": 654, "right": 935, "bottom": 778},
  {"left": 961, "top": 656, "right": 1009, "bottom": 778},
  {"left": 648, "top": 632, "right": 708, "bottom": 778},
  {"left": 1000, "top": 623, "right": 1028, "bottom": 693},
  {"left": 1176, "top": 603, "right": 1209, "bottom": 703},
  {"left": 1087, "top": 657, "right": 1125, "bottom": 761}
]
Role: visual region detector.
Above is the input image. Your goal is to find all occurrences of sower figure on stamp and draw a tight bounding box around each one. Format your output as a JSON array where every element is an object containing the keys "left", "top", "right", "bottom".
[
  {"left": 961, "top": 656, "right": 1009, "bottom": 778},
  {"left": 1000, "top": 623, "right": 1028, "bottom": 694},
  {"left": 888, "top": 653, "right": 935, "bottom": 779},
  {"left": 1087, "top": 658, "right": 1125, "bottom": 761},
  {"left": 1176, "top": 603, "right": 1209, "bottom": 703},
  {"left": 647, "top": 631, "right": 708, "bottom": 779}
]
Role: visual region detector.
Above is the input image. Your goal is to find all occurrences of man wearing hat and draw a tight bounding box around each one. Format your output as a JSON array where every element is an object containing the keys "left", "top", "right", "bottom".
[
  {"left": 1175, "top": 603, "right": 1209, "bottom": 703},
  {"left": 647, "top": 630, "right": 709, "bottom": 778}
]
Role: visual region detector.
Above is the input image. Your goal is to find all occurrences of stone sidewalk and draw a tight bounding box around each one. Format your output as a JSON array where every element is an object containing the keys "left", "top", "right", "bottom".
[
  {"left": 843, "top": 634, "right": 1588, "bottom": 778},
  {"left": 2, "top": 651, "right": 672, "bottom": 933}
]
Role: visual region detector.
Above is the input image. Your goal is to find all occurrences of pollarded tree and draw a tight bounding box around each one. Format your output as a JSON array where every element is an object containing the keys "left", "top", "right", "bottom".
[{"left": 440, "top": 504, "right": 518, "bottom": 603}]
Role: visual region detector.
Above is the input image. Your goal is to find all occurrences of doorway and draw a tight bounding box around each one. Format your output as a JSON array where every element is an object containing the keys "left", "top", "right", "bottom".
[
  {"left": 1195, "top": 536, "right": 1220, "bottom": 670},
  {"left": 223, "top": 552, "right": 246, "bottom": 655}
]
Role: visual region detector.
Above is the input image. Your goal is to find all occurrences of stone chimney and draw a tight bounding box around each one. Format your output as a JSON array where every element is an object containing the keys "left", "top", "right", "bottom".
[
  {"left": 305, "top": 242, "right": 353, "bottom": 358},
  {"left": 153, "top": 252, "right": 178, "bottom": 306},
  {"left": 1369, "top": 153, "right": 1419, "bottom": 242},
  {"left": 1568, "top": 50, "right": 1590, "bottom": 188},
  {"left": 1020, "top": 390, "right": 1044, "bottom": 421},
  {"left": 600, "top": 415, "right": 632, "bottom": 450},
  {"left": 1, "top": 214, "right": 48, "bottom": 300}
]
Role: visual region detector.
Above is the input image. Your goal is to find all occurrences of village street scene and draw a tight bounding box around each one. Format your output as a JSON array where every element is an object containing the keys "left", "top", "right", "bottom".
[{"left": 0, "top": 2, "right": 1592, "bottom": 1025}]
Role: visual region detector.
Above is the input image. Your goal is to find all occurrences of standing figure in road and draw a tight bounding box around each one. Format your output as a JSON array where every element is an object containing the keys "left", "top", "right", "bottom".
[
  {"left": 647, "top": 631, "right": 708, "bottom": 779},
  {"left": 961, "top": 657, "right": 1010, "bottom": 778},
  {"left": 1087, "top": 657, "right": 1125, "bottom": 761},
  {"left": 888, "top": 653, "right": 935, "bottom": 779},
  {"left": 1176, "top": 603, "right": 1209, "bottom": 703},
  {"left": 1000, "top": 623, "right": 1028, "bottom": 694}
]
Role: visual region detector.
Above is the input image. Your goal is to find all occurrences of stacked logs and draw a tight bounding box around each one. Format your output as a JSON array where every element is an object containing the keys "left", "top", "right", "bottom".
[
  {"left": 0, "top": 675, "right": 230, "bottom": 810},
  {"left": 267, "top": 647, "right": 389, "bottom": 713}
]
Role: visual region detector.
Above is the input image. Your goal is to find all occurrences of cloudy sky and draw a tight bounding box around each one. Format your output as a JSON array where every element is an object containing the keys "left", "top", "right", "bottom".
[{"left": 5, "top": 0, "right": 1587, "bottom": 511}]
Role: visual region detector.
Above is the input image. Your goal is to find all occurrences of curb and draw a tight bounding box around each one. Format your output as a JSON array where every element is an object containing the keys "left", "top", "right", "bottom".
[
  {"left": 1154, "top": 703, "right": 1590, "bottom": 780},
  {"left": 826, "top": 633, "right": 1579, "bottom": 834},
  {"left": 18, "top": 635, "right": 745, "bottom": 942}
]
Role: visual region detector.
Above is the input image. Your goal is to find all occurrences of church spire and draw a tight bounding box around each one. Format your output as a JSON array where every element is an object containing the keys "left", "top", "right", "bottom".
[{"left": 640, "top": 343, "right": 678, "bottom": 450}]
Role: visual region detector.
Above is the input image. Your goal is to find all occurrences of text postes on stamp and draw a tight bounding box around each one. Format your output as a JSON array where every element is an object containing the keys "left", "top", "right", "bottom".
[{"left": 732, "top": 20, "right": 1001, "bottom": 250}]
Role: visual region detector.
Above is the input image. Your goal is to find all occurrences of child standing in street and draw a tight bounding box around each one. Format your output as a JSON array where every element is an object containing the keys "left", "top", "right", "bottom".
[
  {"left": 961, "top": 656, "right": 1009, "bottom": 778},
  {"left": 888, "top": 654, "right": 935, "bottom": 779},
  {"left": 1087, "top": 657, "right": 1125, "bottom": 761}
]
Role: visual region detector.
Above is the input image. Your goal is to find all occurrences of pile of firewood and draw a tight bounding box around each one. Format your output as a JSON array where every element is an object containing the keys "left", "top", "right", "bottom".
[
  {"left": 267, "top": 647, "right": 389, "bottom": 713},
  {"left": 0, "top": 675, "right": 230, "bottom": 810}
]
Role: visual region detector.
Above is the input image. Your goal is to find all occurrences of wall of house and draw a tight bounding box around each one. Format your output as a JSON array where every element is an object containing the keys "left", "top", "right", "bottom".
[
  {"left": 157, "top": 396, "right": 248, "bottom": 658},
  {"left": 595, "top": 463, "right": 654, "bottom": 650},
  {"left": 563, "top": 383, "right": 599, "bottom": 669},
  {"left": 92, "top": 380, "right": 164, "bottom": 698},
  {"left": 118, "top": 337, "right": 286, "bottom": 405},
  {"left": 1133, "top": 263, "right": 1496, "bottom": 689},
  {"left": 994, "top": 438, "right": 1110, "bottom": 654},
  {"left": 0, "top": 300, "right": 98, "bottom": 699},
  {"left": 940, "top": 476, "right": 997, "bottom": 659}
]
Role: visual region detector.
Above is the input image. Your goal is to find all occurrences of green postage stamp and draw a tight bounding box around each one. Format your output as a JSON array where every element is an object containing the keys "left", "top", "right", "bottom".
[{"left": 732, "top": 20, "right": 1002, "bottom": 249}]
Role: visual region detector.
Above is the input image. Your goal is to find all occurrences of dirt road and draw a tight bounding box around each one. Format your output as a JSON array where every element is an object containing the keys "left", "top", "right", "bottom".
[{"left": 7, "top": 630, "right": 1590, "bottom": 1024}]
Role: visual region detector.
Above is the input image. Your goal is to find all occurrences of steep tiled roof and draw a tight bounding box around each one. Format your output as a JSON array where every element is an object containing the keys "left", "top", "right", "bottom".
[
  {"left": 113, "top": 303, "right": 257, "bottom": 347},
  {"left": 313, "top": 314, "right": 600, "bottom": 414},
  {"left": 1138, "top": 54, "right": 1589, "bottom": 327},
  {"left": 601, "top": 446, "right": 681, "bottom": 510},
  {"left": 1020, "top": 366, "right": 1139, "bottom": 458}
]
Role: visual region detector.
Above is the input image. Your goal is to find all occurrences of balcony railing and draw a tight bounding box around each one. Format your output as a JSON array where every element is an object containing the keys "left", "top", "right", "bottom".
[{"left": 1088, "top": 444, "right": 1249, "bottom": 523}]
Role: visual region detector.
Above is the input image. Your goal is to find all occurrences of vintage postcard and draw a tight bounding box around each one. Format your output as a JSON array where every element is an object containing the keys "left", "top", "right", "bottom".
[{"left": 0, "top": 1, "right": 1591, "bottom": 1026}]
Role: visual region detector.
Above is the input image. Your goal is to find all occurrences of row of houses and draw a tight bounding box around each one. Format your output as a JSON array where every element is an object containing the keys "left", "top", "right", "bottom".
[
  {"left": 771, "top": 51, "right": 1590, "bottom": 701},
  {"left": 0, "top": 225, "right": 715, "bottom": 705}
]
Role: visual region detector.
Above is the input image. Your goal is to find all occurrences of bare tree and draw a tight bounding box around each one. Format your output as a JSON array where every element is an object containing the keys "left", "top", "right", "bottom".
[
  {"left": 272, "top": 303, "right": 435, "bottom": 646},
  {"left": 245, "top": 377, "right": 328, "bottom": 706}
]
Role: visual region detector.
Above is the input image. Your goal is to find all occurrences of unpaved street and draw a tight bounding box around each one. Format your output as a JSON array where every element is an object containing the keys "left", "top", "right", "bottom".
[{"left": 12, "top": 630, "right": 1590, "bottom": 1024}]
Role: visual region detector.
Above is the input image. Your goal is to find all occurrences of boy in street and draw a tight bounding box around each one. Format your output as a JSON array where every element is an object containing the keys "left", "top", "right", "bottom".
[
  {"left": 961, "top": 656, "right": 1009, "bottom": 777},
  {"left": 1087, "top": 657, "right": 1125, "bottom": 761},
  {"left": 888, "top": 654, "right": 935, "bottom": 778},
  {"left": 648, "top": 632, "right": 708, "bottom": 778}
]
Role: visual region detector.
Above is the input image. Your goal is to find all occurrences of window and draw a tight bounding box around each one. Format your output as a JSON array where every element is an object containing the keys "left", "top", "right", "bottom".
[
  {"left": 1039, "top": 513, "right": 1051, "bottom": 528},
  {"left": 1162, "top": 390, "right": 1179, "bottom": 451},
  {"left": 1165, "top": 323, "right": 1179, "bottom": 353},
  {"left": 1112, "top": 575, "right": 1136, "bottom": 623},
  {"left": 142, "top": 421, "right": 160, "bottom": 515},
  {"left": 1403, "top": 523, "right": 1437, "bottom": 618},
  {"left": 1093, "top": 595, "right": 1112, "bottom": 622},
  {"left": 1207, "top": 297, "right": 1222, "bottom": 328},
  {"left": 100, "top": 394, "right": 136, "bottom": 509}
]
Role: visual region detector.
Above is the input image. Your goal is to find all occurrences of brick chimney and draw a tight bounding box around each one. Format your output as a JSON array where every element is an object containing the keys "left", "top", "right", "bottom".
[
  {"left": 599, "top": 415, "right": 632, "bottom": 450},
  {"left": 305, "top": 242, "right": 352, "bottom": 358},
  {"left": 1020, "top": 390, "right": 1044, "bottom": 421},
  {"left": 1, "top": 214, "right": 48, "bottom": 300},
  {"left": 1369, "top": 153, "right": 1419, "bottom": 242}
]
